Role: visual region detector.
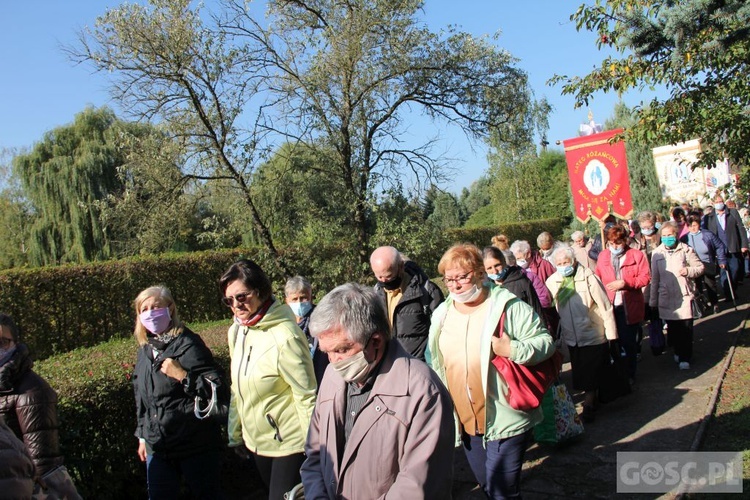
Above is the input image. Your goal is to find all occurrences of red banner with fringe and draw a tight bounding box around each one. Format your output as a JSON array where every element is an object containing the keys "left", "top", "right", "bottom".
[{"left": 563, "top": 128, "right": 632, "bottom": 223}]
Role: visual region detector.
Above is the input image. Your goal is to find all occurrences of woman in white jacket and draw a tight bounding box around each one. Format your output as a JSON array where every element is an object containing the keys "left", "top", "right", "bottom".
[
  {"left": 649, "top": 222, "right": 704, "bottom": 370},
  {"left": 546, "top": 246, "right": 617, "bottom": 422}
]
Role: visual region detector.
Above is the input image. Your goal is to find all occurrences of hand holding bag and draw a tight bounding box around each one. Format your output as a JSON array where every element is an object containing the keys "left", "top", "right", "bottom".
[{"left": 491, "top": 309, "right": 563, "bottom": 411}]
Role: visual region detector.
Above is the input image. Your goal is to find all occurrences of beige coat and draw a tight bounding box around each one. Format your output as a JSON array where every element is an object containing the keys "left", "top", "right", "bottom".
[
  {"left": 649, "top": 242, "right": 704, "bottom": 320},
  {"left": 546, "top": 265, "right": 618, "bottom": 346},
  {"left": 301, "top": 340, "right": 455, "bottom": 499}
]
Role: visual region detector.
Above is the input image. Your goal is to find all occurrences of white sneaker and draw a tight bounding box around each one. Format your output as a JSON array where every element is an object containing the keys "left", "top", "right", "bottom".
[
  {"left": 679, "top": 362, "right": 690, "bottom": 370},
  {"left": 674, "top": 355, "right": 680, "bottom": 363}
]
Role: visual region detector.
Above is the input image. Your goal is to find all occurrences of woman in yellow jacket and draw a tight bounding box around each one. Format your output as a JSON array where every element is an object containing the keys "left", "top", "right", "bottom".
[{"left": 219, "top": 259, "right": 316, "bottom": 500}]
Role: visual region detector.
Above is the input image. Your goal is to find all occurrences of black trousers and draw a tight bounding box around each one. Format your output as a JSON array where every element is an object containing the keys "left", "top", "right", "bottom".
[{"left": 666, "top": 318, "right": 693, "bottom": 363}]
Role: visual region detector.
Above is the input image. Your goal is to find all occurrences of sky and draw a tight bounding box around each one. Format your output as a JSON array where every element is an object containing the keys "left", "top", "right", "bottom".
[{"left": 0, "top": 1, "right": 663, "bottom": 193}]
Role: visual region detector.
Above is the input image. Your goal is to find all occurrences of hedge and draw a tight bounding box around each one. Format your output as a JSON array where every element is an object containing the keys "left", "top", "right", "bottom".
[{"left": 1, "top": 218, "right": 564, "bottom": 359}]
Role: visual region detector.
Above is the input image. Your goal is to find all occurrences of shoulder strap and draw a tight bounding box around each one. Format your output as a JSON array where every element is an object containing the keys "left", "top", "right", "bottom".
[{"left": 495, "top": 308, "right": 507, "bottom": 338}]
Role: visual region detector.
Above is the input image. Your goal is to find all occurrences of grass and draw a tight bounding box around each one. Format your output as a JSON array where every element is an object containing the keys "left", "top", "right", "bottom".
[{"left": 696, "top": 325, "right": 750, "bottom": 496}]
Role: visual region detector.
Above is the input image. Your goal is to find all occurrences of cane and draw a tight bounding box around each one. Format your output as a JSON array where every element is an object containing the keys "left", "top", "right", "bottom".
[{"left": 723, "top": 267, "right": 739, "bottom": 311}]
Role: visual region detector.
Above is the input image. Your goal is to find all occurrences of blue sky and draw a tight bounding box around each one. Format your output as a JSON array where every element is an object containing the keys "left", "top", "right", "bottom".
[{"left": 0, "top": 1, "right": 661, "bottom": 192}]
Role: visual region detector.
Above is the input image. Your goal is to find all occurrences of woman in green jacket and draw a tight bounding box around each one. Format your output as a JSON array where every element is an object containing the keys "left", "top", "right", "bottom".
[
  {"left": 427, "top": 244, "right": 556, "bottom": 500},
  {"left": 219, "top": 260, "right": 317, "bottom": 500}
]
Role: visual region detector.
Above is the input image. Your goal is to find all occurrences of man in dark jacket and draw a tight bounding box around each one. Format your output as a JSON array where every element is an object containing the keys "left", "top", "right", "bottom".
[
  {"left": 370, "top": 246, "right": 444, "bottom": 360},
  {"left": 682, "top": 213, "right": 727, "bottom": 312},
  {"left": 702, "top": 194, "right": 748, "bottom": 299}
]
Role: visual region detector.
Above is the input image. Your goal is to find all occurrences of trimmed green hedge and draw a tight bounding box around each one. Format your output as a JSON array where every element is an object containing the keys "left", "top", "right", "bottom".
[{"left": 1, "top": 218, "right": 563, "bottom": 359}]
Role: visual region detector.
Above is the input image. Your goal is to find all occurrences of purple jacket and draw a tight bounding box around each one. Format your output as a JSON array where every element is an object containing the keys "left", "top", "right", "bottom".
[{"left": 523, "top": 268, "right": 552, "bottom": 308}]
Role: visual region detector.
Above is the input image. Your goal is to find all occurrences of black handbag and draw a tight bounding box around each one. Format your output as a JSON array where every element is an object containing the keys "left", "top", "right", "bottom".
[{"left": 691, "top": 291, "right": 711, "bottom": 319}]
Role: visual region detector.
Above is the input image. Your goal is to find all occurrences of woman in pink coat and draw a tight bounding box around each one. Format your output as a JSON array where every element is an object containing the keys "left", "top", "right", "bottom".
[
  {"left": 650, "top": 222, "right": 704, "bottom": 370},
  {"left": 595, "top": 225, "right": 651, "bottom": 382}
]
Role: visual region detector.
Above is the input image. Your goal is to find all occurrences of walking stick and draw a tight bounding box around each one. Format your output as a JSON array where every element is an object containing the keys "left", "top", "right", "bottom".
[{"left": 723, "top": 267, "right": 739, "bottom": 311}]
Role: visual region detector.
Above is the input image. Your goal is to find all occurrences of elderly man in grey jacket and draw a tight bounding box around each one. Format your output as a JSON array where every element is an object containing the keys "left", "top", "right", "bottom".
[{"left": 301, "top": 283, "right": 455, "bottom": 499}]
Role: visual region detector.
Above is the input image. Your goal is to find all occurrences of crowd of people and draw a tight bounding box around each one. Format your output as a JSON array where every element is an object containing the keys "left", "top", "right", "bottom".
[{"left": 2, "top": 194, "right": 748, "bottom": 500}]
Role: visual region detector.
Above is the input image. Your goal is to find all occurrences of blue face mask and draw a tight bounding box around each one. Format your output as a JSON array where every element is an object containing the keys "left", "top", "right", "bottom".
[
  {"left": 641, "top": 228, "right": 656, "bottom": 236},
  {"left": 655, "top": 222, "right": 662, "bottom": 230},
  {"left": 609, "top": 245, "right": 625, "bottom": 256},
  {"left": 488, "top": 267, "right": 510, "bottom": 283},
  {"left": 289, "top": 301, "right": 313, "bottom": 318},
  {"left": 661, "top": 236, "right": 677, "bottom": 248},
  {"left": 557, "top": 265, "right": 575, "bottom": 277}
]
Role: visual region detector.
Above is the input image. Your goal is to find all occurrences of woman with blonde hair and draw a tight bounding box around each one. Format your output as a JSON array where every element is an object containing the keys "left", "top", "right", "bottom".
[
  {"left": 132, "top": 285, "right": 225, "bottom": 499},
  {"left": 427, "top": 243, "right": 555, "bottom": 499},
  {"left": 491, "top": 234, "right": 510, "bottom": 250}
]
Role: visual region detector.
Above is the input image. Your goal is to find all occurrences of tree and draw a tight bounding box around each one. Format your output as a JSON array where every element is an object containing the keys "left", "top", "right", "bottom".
[
  {"left": 224, "top": 0, "right": 532, "bottom": 265},
  {"left": 0, "top": 148, "right": 32, "bottom": 269},
  {"left": 551, "top": 1, "right": 750, "bottom": 178},
  {"left": 95, "top": 126, "right": 212, "bottom": 256},
  {"left": 12, "top": 107, "right": 129, "bottom": 266},
  {"left": 69, "top": 0, "right": 291, "bottom": 273},
  {"left": 489, "top": 150, "right": 570, "bottom": 224},
  {"left": 458, "top": 175, "right": 493, "bottom": 221},
  {"left": 604, "top": 101, "right": 664, "bottom": 214}
]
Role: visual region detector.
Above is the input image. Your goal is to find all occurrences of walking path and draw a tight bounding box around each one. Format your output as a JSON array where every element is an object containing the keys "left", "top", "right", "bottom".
[{"left": 453, "top": 287, "right": 749, "bottom": 499}]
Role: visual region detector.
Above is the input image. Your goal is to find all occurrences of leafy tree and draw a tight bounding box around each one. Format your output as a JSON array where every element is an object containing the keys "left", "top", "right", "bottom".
[
  {"left": 604, "top": 101, "right": 664, "bottom": 214},
  {"left": 551, "top": 0, "right": 750, "bottom": 179},
  {"left": 225, "top": 0, "right": 532, "bottom": 265},
  {"left": 458, "top": 175, "right": 493, "bottom": 221},
  {"left": 489, "top": 150, "right": 570, "bottom": 224},
  {"left": 248, "top": 142, "right": 352, "bottom": 248},
  {"left": 12, "top": 107, "right": 129, "bottom": 266},
  {"left": 427, "top": 190, "right": 463, "bottom": 231},
  {"left": 95, "top": 126, "right": 211, "bottom": 256},
  {"left": 0, "top": 148, "right": 32, "bottom": 269},
  {"left": 69, "top": 0, "right": 291, "bottom": 273}
]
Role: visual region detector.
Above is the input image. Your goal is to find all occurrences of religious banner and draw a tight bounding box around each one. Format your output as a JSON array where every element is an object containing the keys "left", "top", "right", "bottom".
[{"left": 563, "top": 128, "right": 633, "bottom": 223}]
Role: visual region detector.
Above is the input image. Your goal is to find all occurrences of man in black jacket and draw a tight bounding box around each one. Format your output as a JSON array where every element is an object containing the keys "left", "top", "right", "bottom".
[
  {"left": 702, "top": 193, "right": 748, "bottom": 299},
  {"left": 370, "top": 246, "right": 444, "bottom": 360}
]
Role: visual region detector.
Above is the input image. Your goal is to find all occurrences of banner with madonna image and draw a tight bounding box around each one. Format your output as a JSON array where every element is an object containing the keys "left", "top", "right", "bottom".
[{"left": 563, "top": 128, "right": 633, "bottom": 223}]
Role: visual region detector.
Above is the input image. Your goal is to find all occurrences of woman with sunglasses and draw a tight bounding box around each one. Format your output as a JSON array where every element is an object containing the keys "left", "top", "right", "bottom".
[
  {"left": 132, "top": 286, "right": 226, "bottom": 499},
  {"left": 426, "top": 244, "right": 555, "bottom": 499},
  {"left": 219, "top": 260, "right": 316, "bottom": 500}
]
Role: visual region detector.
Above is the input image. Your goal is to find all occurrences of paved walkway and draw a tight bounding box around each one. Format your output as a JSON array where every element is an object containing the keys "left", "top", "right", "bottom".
[{"left": 453, "top": 286, "right": 749, "bottom": 499}]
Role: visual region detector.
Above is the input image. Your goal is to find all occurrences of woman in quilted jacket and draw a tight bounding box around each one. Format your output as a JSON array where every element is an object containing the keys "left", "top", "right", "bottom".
[{"left": 0, "top": 313, "right": 63, "bottom": 479}]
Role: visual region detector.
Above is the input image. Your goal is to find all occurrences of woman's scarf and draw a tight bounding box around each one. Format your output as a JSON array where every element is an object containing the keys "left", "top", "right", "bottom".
[
  {"left": 555, "top": 275, "right": 577, "bottom": 308},
  {"left": 234, "top": 298, "right": 274, "bottom": 327},
  {"left": 147, "top": 330, "right": 178, "bottom": 352}
]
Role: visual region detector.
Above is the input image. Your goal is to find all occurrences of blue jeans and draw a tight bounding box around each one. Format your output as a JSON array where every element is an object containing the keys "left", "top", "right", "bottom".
[
  {"left": 146, "top": 451, "right": 223, "bottom": 500},
  {"left": 462, "top": 431, "right": 530, "bottom": 499}
]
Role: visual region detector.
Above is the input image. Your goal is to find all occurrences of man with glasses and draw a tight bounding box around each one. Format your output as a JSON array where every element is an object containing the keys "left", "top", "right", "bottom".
[
  {"left": 301, "top": 283, "right": 454, "bottom": 499},
  {"left": 369, "top": 246, "right": 443, "bottom": 361}
]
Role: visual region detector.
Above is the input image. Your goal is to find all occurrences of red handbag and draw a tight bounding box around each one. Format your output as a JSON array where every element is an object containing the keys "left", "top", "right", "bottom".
[{"left": 491, "top": 310, "right": 563, "bottom": 411}]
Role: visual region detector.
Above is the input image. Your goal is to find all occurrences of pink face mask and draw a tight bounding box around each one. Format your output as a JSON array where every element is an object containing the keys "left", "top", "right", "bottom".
[{"left": 139, "top": 307, "right": 172, "bottom": 334}]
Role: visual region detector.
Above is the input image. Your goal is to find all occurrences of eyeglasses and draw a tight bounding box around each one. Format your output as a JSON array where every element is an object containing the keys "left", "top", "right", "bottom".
[
  {"left": 442, "top": 272, "right": 474, "bottom": 286},
  {"left": 266, "top": 414, "right": 283, "bottom": 442},
  {"left": 0, "top": 337, "right": 13, "bottom": 348},
  {"left": 222, "top": 291, "right": 254, "bottom": 307}
]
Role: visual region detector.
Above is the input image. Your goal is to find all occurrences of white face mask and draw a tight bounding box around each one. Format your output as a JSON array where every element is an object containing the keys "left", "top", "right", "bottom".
[
  {"left": 517, "top": 259, "right": 529, "bottom": 269},
  {"left": 331, "top": 348, "right": 374, "bottom": 384},
  {"left": 450, "top": 284, "right": 483, "bottom": 304}
]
